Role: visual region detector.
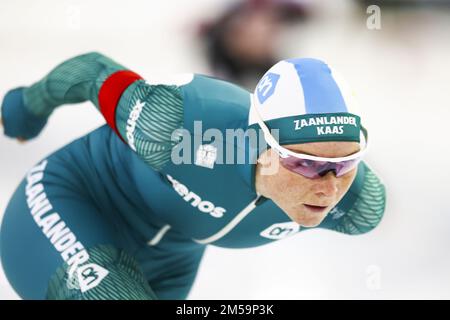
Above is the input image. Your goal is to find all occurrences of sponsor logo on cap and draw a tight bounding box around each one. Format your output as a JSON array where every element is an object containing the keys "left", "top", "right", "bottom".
[{"left": 256, "top": 73, "right": 280, "bottom": 104}]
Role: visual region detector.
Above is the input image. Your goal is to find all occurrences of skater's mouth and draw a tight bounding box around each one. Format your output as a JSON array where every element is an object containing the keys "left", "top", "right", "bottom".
[{"left": 303, "top": 204, "right": 329, "bottom": 213}]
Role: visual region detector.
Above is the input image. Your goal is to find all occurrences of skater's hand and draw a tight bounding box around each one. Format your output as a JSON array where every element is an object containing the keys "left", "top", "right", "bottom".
[
  {"left": 0, "top": 118, "right": 26, "bottom": 143},
  {"left": 1, "top": 88, "right": 48, "bottom": 142}
]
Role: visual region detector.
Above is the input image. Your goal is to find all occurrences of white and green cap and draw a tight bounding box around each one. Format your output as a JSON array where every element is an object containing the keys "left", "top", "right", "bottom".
[{"left": 249, "top": 58, "right": 367, "bottom": 148}]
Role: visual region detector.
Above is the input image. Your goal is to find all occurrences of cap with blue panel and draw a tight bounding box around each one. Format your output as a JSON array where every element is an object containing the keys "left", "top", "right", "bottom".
[{"left": 248, "top": 58, "right": 365, "bottom": 146}]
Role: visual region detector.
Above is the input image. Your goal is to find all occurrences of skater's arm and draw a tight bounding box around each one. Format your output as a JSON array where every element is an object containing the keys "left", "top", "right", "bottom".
[
  {"left": 23, "top": 52, "right": 126, "bottom": 117},
  {"left": 0, "top": 52, "right": 126, "bottom": 140},
  {"left": 1, "top": 52, "right": 248, "bottom": 171}
]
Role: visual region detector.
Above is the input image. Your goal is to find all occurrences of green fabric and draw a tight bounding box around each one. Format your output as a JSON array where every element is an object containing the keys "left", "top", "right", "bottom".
[
  {"left": 21, "top": 52, "right": 184, "bottom": 171},
  {"left": 262, "top": 112, "right": 361, "bottom": 145},
  {"left": 250, "top": 113, "right": 361, "bottom": 144},
  {"left": 23, "top": 52, "right": 124, "bottom": 117},
  {"left": 46, "top": 245, "right": 158, "bottom": 300},
  {"left": 115, "top": 81, "right": 184, "bottom": 171},
  {"left": 332, "top": 166, "right": 386, "bottom": 235}
]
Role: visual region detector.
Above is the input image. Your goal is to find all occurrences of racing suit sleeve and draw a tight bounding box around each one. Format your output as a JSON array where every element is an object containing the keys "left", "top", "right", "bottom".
[
  {"left": 323, "top": 162, "right": 386, "bottom": 235},
  {"left": 22, "top": 52, "right": 125, "bottom": 117},
  {"left": 1, "top": 52, "right": 185, "bottom": 171}
]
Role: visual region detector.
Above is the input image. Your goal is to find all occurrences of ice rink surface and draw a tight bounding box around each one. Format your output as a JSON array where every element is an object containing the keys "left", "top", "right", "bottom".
[{"left": 1, "top": 0, "right": 450, "bottom": 299}]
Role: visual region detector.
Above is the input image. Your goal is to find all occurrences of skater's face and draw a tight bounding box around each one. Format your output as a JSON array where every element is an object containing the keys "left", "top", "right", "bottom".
[{"left": 255, "top": 141, "right": 359, "bottom": 227}]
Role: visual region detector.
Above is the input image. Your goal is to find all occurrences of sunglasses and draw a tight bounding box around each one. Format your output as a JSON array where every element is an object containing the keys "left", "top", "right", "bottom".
[
  {"left": 262, "top": 126, "right": 368, "bottom": 179},
  {"left": 252, "top": 102, "right": 369, "bottom": 179},
  {"left": 279, "top": 155, "right": 362, "bottom": 179}
]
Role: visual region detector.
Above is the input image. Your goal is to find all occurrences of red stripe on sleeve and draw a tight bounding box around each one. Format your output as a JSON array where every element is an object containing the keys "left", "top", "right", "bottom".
[{"left": 98, "top": 70, "right": 143, "bottom": 142}]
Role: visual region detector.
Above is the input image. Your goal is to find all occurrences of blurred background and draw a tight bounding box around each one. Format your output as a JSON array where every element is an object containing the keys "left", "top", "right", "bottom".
[{"left": 1, "top": 0, "right": 450, "bottom": 299}]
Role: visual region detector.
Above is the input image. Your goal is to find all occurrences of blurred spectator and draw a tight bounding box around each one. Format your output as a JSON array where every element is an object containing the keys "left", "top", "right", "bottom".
[{"left": 198, "top": 0, "right": 311, "bottom": 89}]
